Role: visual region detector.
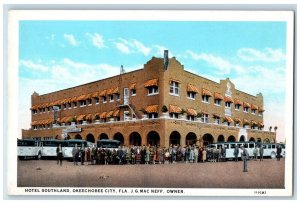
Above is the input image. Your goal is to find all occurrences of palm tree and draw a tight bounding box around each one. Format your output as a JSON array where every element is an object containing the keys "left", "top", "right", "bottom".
[{"left": 269, "top": 126, "right": 272, "bottom": 132}]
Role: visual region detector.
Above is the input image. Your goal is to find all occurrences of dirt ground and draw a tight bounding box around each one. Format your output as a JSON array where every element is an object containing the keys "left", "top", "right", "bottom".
[{"left": 17, "top": 159, "right": 285, "bottom": 188}]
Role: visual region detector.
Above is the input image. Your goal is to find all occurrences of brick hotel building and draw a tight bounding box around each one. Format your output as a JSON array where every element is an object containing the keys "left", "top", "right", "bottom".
[{"left": 22, "top": 52, "right": 275, "bottom": 147}]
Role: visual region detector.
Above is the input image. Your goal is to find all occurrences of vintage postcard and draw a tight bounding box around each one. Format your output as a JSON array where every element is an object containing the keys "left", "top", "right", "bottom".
[{"left": 7, "top": 10, "right": 294, "bottom": 197}]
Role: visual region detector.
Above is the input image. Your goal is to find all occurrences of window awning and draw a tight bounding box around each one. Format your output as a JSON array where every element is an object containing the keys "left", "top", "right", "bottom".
[
  {"left": 31, "top": 105, "right": 38, "bottom": 110},
  {"left": 107, "top": 87, "right": 119, "bottom": 95},
  {"left": 45, "top": 119, "right": 53, "bottom": 125},
  {"left": 94, "top": 113, "right": 99, "bottom": 117},
  {"left": 258, "top": 107, "right": 265, "bottom": 112},
  {"left": 31, "top": 121, "right": 38, "bottom": 125},
  {"left": 145, "top": 105, "right": 159, "bottom": 113},
  {"left": 202, "top": 111, "right": 209, "bottom": 115},
  {"left": 243, "top": 102, "right": 251, "bottom": 108},
  {"left": 129, "top": 83, "right": 136, "bottom": 90},
  {"left": 202, "top": 88, "right": 212, "bottom": 97},
  {"left": 77, "top": 95, "right": 87, "bottom": 101},
  {"left": 223, "top": 116, "right": 233, "bottom": 123},
  {"left": 169, "top": 104, "right": 182, "bottom": 113},
  {"left": 71, "top": 96, "right": 78, "bottom": 102},
  {"left": 234, "top": 99, "right": 243, "bottom": 106},
  {"left": 144, "top": 78, "right": 158, "bottom": 88},
  {"left": 243, "top": 119, "right": 250, "bottom": 125},
  {"left": 213, "top": 113, "right": 221, "bottom": 118},
  {"left": 251, "top": 104, "right": 258, "bottom": 110},
  {"left": 224, "top": 96, "right": 234, "bottom": 103},
  {"left": 214, "top": 93, "right": 224, "bottom": 100},
  {"left": 99, "top": 89, "right": 107, "bottom": 97},
  {"left": 187, "top": 108, "right": 197, "bottom": 116},
  {"left": 91, "top": 92, "right": 99, "bottom": 98},
  {"left": 113, "top": 110, "right": 120, "bottom": 117},
  {"left": 234, "top": 118, "right": 242, "bottom": 123},
  {"left": 169, "top": 79, "right": 181, "bottom": 84},
  {"left": 77, "top": 115, "right": 85, "bottom": 121},
  {"left": 187, "top": 84, "right": 199, "bottom": 93},
  {"left": 251, "top": 120, "right": 258, "bottom": 126},
  {"left": 86, "top": 114, "right": 93, "bottom": 120},
  {"left": 100, "top": 112, "right": 107, "bottom": 119},
  {"left": 106, "top": 111, "right": 114, "bottom": 118}
]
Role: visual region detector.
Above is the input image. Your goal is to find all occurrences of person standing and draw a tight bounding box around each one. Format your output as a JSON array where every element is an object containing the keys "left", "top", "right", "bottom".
[
  {"left": 241, "top": 146, "right": 249, "bottom": 172},
  {"left": 145, "top": 146, "right": 150, "bottom": 164},
  {"left": 202, "top": 147, "right": 207, "bottom": 163},
  {"left": 234, "top": 145, "right": 239, "bottom": 162},
  {"left": 56, "top": 144, "right": 63, "bottom": 166},
  {"left": 72, "top": 144, "right": 79, "bottom": 165},
  {"left": 194, "top": 146, "right": 199, "bottom": 163},
  {"left": 253, "top": 145, "right": 258, "bottom": 161},
  {"left": 276, "top": 145, "right": 282, "bottom": 161},
  {"left": 189, "top": 146, "right": 195, "bottom": 163},
  {"left": 80, "top": 145, "right": 85, "bottom": 165},
  {"left": 259, "top": 145, "right": 264, "bottom": 161}
]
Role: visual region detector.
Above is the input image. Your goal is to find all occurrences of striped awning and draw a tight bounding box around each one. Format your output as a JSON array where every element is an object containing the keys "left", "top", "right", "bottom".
[
  {"left": 129, "top": 83, "right": 137, "bottom": 90},
  {"left": 234, "top": 99, "right": 243, "bottom": 106},
  {"left": 234, "top": 118, "right": 242, "bottom": 123},
  {"left": 145, "top": 105, "right": 159, "bottom": 113},
  {"left": 202, "top": 88, "right": 212, "bottom": 97},
  {"left": 213, "top": 113, "right": 221, "bottom": 118},
  {"left": 86, "top": 114, "right": 93, "bottom": 120},
  {"left": 45, "top": 119, "right": 53, "bottom": 125},
  {"left": 31, "top": 121, "right": 38, "bottom": 125},
  {"left": 106, "top": 111, "right": 114, "bottom": 118},
  {"left": 187, "top": 108, "right": 197, "bottom": 116},
  {"left": 77, "top": 115, "right": 85, "bottom": 121},
  {"left": 113, "top": 110, "right": 120, "bottom": 117},
  {"left": 169, "top": 79, "right": 181, "bottom": 84},
  {"left": 224, "top": 96, "right": 234, "bottom": 103},
  {"left": 99, "top": 89, "right": 107, "bottom": 97},
  {"left": 258, "top": 107, "right": 265, "bottom": 112},
  {"left": 100, "top": 112, "right": 107, "bottom": 119},
  {"left": 31, "top": 105, "right": 38, "bottom": 110},
  {"left": 92, "top": 92, "right": 99, "bottom": 98},
  {"left": 223, "top": 116, "right": 233, "bottom": 123},
  {"left": 107, "top": 87, "right": 119, "bottom": 95},
  {"left": 144, "top": 78, "right": 158, "bottom": 87},
  {"left": 71, "top": 96, "right": 77, "bottom": 102},
  {"left": 243, "top": 119, "right": 250, "bottom": 125},
  {"left": 251, "top": 104, "right": 258, "bottom": 110},
  {"left": 251, "top": 120, "right": 258, "bottom": 126},
  {"left": 243, "top": 102, "right": 251, "bottom": 108},
  {"left": 169, "top": 104, "right": 182, "bottom": 113},
  {"left": 214, "top": 93, "right": 224, "bottom": 100},
  {"left": 77, "top": 94, "right": 91, "bottom": 101},
  {"left": 187, "top": 84, "right": 199, "bottom": 93}
]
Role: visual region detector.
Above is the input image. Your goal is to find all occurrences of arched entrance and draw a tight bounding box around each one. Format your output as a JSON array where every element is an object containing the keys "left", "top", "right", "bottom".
[
  {"left": 264, "top": 138, "right": 270, "bottom": 143},
  {"left": 170, "top": 131, "right": 181, "bottom": 146},
  {"left": 147, "top": 131, "right": 160, "bottom": 146},
  {"left": 186, "top": 132, "right": 197, "bottom": 146},
  {"left": 202, "top": 133, "right": 214, "bottom": 146},
  {"left": 86, "top": 133, "right": 95, "bottom": 143},
  {"left": 257, "top": 138, "right": 262, "bottom": 143},
  {"left": 113, "top": 132, "right": 124, "bottom": 145},
  {"left": 65, "top": 135, "right": 71, "bottom": 140},
  {"left": 239, "top": 135, "right": 246, "bottom": 142},
  {"left": 227, "top": 135, "right": 236, "bottom": 142},
  {"left": 129, "top": 132, "right": 142, "bottom": 146},
  {"left": 249, "top": 137, "right": 255, "bottom": 142},
  {"left": 217, "top": 135, "right": 225, "bottom": 142},
  {"left": 75, "top": 134, "right": 82, "bottom": 139},
  {"left": 99, "top": 133, "right": 108, "bottom": 140}
]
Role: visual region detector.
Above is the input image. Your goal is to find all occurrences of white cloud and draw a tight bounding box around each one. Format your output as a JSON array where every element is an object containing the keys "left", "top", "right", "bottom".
[
  {"left": 115, "top": 42, "right": 130, "bottom": 54},
  {"left": 114, "top": 38, "right": 151, "bottom": 56},
  {"left": 237, "top": 48, "right": 286, "bottom": 62},
  {"left": 86, "top": 33, "right": 106, "bottom": 48},
  {"left": 20, "top": 60, "right": 49, "bottom": 72},
  {"left": 63, "top": 34, "right": 79, "bottom": 46}
]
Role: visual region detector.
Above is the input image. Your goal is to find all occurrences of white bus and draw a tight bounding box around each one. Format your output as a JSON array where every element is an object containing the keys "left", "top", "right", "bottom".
[
  {"left": 96, "top": 139, "right": 120, "bottom": 151},
  {"left": 17, "top": 139, "right": 42, "bottom": 160},
  {"left": 40, "top": 139, "right": 62, "bottom": 158},
  {"left": 207, "top": 142, "right": 285, "bottom": 160},
  {"left": 62, "top": 139, "right": 93, "bottom": 159}
]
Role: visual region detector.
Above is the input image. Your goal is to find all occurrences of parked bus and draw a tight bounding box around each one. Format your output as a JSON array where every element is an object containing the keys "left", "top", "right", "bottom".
[
  {"left": 17, "top": 139, "right": 42, "bottom": 160},
  {"left": 62, "top": 139, "right": 93, "bottom": 159},
  {"left": 206, "top": 141, "right": 285, "bottom": 160},
  {"left": 40, "top": 139, "right": 62, "bottom": 158},
  {"left": 96, "top": 139, "right": 120, "bottom": 151}
]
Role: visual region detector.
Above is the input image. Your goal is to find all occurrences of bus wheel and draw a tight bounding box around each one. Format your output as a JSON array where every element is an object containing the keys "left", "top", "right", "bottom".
[
  {"left": 271, "top": 151, "right": 276, "bottom": 159},
  {"left": 18, "top": 156, "right": 24, "bottom": 160},
  {"left": 37, "top": 152, "right": 42, "bottom": 160}
]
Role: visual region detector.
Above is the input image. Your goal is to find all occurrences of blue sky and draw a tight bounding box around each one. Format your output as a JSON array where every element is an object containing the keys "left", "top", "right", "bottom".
[{"left": 19, "top": 20, "right": 287, "bottom": 141}]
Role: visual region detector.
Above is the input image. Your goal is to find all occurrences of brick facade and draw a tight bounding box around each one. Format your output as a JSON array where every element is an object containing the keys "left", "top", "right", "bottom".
[{"left": 22, "top": 54, "right": 275, "bottom": 147}]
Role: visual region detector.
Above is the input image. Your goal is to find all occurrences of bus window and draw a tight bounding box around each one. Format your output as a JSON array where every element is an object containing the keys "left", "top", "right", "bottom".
[
  {"left": 249, "top": 143, "right": 254, "bottom": 148},
  {"left": 244, "top": 144, "right": 248, "bottom": 148},
  {"left": 272, "top": 144, "right": 275, "bottom": 149},
  {"left": 230, "top": 144, "right": 236, "bottom": 149}
]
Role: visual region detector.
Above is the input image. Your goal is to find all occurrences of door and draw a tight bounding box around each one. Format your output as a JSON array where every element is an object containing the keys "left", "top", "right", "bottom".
[{"left": 124, "top": 88, "right": 129, "bottom": 105}]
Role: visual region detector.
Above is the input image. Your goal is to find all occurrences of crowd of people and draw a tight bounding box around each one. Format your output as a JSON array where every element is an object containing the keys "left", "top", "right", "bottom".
[{"left": 66, "top": 144, "right": 236, "bottom": 166}]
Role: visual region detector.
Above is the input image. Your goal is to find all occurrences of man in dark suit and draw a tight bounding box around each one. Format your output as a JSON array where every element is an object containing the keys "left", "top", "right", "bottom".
[
  {"left": 259, "top": 145, "right": 264, "bottom": 161},
  {"left": 56, "top": 144, "right": 63, "bottom": 166},
  {"left": 276, "top": 145, "right": 282, "bottom": 161},
  {"left": 234, "top": 145, "right": 239, "bottom": 162}
]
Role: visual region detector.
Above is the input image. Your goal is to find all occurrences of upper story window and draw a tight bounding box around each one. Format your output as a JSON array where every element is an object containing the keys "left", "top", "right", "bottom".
[
  {"left": 213, "top": 114, "right": 221, "bottom": 124},
  {"left": 169, "top": 113, "right": 179, "bottom": 119},
  {"left": 187, "top": 84, "right": 198, "bottom": 100},
  {"left": 202, "top": 88, "right": 212, "bottom": 103},
  {"left": 202, "top": 95, "right": 209, "bottom": 103},
  {"left": 80, "top": 100, "right": 86, "bottom": 107},
  {"left": 109, "top": 95, "right": 114, "bottom": 102},
  {"left": 148, "top": 86, "right": 159, "bottom": 95},
  {"left": 73, "top": 101, "right": 77, "bottom": 108},
  {"left": 251, "top": 104, "right": 258, "bottom": 115},
  {"left": 235, "top": 104, "right": 240, "bottom": 111},
  {"left": 148, "top": 113, "right": 158, "bottom": 119},
  {"left": 201, "top": 113, "right": 209, "bottom": 123},
  {"left": 95, "top": 97, "right": 99, "bottom": 104},
  {"left": 62, "top": 104, "right": 66, "bottom": 110},
  {"left": 131, "top": 89, "right": 136, "bottom": 96},
  {"left": 32, "top": 109, "right": 38, "bottom": 114},
  {"left": 116, "top": 93, "right": 120, "bottom": 101},
  {"left": 243, "top": 102, "right": 250, "bottom": 113},
  {"left": 129, "top": 83, "right": 137, "bottom": 96},
  {"left": 87, "top": 99, "right": 92, "bottom": 106},
  {"left": 243, "top": 107, "right": 249, "bottom": 113},
  {"left": 225, "top": 102, "right": 231, "bottom": 108},
  {"left": 187, "top": 92, "right": 196, "bottom": 100},
  {"left": 145, "top": 78, "right": 159, "bottom": 96},
  {"left": 251, "top": 109, "right": 256, "bottom": 114},
  {"left": 214, "top": 93, "right": 223, "bottom": 106},
  {"left": 170, "top": 81, "right": 180, "bottom": 96},
  {"left": 215, "top": 99, "right": 221, "bottom": 106},
  {"left": 102, "top": 96, "right": 107, "bottom": 103},
  {"left": 258, "top": 107, "right": 264, "bottom": 117}
]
